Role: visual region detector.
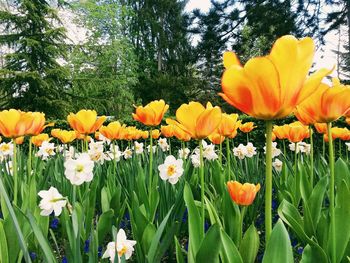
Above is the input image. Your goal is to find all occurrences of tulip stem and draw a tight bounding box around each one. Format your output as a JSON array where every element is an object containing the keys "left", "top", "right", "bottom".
[
  {"left": 27, "top": 138, "right": 32, "bottom": 178},
  {"left": 327, "top": 122, "right": 336, "bottom": 263},
  {"left": 238, "top": 206, "right": 247, "bottom": 247},
  {"left": 309, "top": 127, "right": 314, "bottom": 187},
  {"left": 219, "top": 141, "right": 222, "bottom": 167},
  {"left": 13, "top": 140, "right": 18, "bottom": 205},
  {"left": 226, "top": 138, "right": 231, "bottom": 179},
  {"left": 265, "top": 120, "right": 273, "bottom": 242},
  {"left": 149, "top": 128, "right": 153, "bottom": 199},
  {"left": 168, "top": 139, "right": 171, "bottom": 155},
  {"left": 199, "top": 139, "right": 205, "bottom": 233}
]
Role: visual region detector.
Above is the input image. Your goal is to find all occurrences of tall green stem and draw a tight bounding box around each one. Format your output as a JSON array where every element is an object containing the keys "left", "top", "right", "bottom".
[
  {"left": 265, "top": 120, "right": 273, "bottom": 242},
  {"left": 27, "top": 138, "right": 32, "bottom": 178},
  {"left": 199, "top": 139, "right": 205, "bottom": 232},
  {"left": 168, "top": 139, "right": 171, "bottom": 155},
  {"left": 149, "top": 128, "right": 153, "bottom": 196},
  {"left": 219, "top": 141, "right": 222, "bottom": 167},
  {"left": 13, "top": 140, "right": 18, "bottom": 205},
  {"left": 238, "top": 206, "right": 247, "bottom": 247},
  {"left": 327, "top": 122, "right": 336, "bottom": 263},
  {"left": 309, "top": 127, "right": 314, "bottom": 186},
  {"left": 226, "top": 138, "right": 231, "bottom": 179}
]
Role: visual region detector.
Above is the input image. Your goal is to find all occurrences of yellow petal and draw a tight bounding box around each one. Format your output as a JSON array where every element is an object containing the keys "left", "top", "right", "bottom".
[{"left": 223, "top": 51, "right": 241, "bottom": 69}]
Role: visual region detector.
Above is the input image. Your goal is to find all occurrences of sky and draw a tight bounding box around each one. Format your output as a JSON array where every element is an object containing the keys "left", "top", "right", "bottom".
[{"left": 185, "top": 0, "right": 344, "bottom": 79}]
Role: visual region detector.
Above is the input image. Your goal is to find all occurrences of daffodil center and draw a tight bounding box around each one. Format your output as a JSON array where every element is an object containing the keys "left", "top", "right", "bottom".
[
  {"left": 0, "top": 145, "right": 10, "bottom": 151},
  {"left": 75, "top": 164, "right": 84, "bottom": 173},
  {"left": 167, "top": 165, "right": 176, "bottom": 177},
  {"left": 118, "top": 245, "right": 127, "bottom": 256}
]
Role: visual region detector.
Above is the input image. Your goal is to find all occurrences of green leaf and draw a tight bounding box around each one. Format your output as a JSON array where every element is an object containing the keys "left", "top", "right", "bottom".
[
  {"left": 219, "top": 229, "right": 243, "bottom": 263},
  {"left": 196, "top": 224, "right": 221, "bottom": 263},
  {"left": 239, "top": 224, "right": 259, "bottom": 263},
  {"left": 174, "top": 236, "right": 185, "bottom": 263},
  {"left": 97, "top": 209, "right": 114, "bottom": 243},
  {"left": 262, "top": 220, "right": 293, "bottom": 263},
  {"left": 27, "top": 212, "right": 57, "bottom": 262},
  {"left": 0, "top": 220, "right": 9, "bottom": 263},
  {"left": 184, "top": 183, "right": 203, "bottom": 261},
  {"left": 147, "top": 206, "right": 173, "bottom": 262},
  {"left": 334, "top": 180, "right": 350, "bottom": 263},
  {"left": 301, "top": 244, "right": 328, "bottom": 263}
]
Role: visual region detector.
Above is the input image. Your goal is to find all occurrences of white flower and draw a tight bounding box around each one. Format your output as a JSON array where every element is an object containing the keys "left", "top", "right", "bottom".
[
  {"left": 190, "top": 153, "right": 201, "bottom": 168},
  {"left": 178, "top": 148, "right": 190, "bottom": 159},
  {"left": 56, "top": 145, "right": 64, "bottom": 153},
  {"left": 264, "top": 142, "right": 281, "bottom": 158},
  {"left": 202, "top": 141, "right": 218, "bottom": 161},
  {"left": 233, "top": 144, "right": 247, "bottom": 160},
  {"left": 36, "top": 141, "right": 56, "bottom": 160},
  {"left": 64, "top": 153, "right": 94, "bottom": 186},
  {"left": 88, "top": 141, "right": 107, "bottom": 164},
  {"left": 299, "top": 142, "right": 311, "bottom": 155},
  {"left": 346, "top": 142, "right": 350, "bottom": 151},
  {"left": 4, "top": 160, "right": 13, "bottom": 176},
  {"left": 38, "top": 187, "right": 67, "bottom": 216},
  {"left": 64, "top": 146, "right": 76, "bottom": 160},
  {"left": 89, "top": 139, "right": 104, "bottom": 153},
  {"left": 272, "top": 158, "right": 283, "bottom": 172},
  {"left": 158, "top": 138, "right": 169, "bottom": 152},
  {"left": 158, "top": 155, "right": 184, "bottom": 184},
  {"left": 134, "top": 141, "right": 144, "bottom": 154},
  {"left": 102, "top": 229, "right": 137, "bottom": 262},
  {"left": 123, "top": 147, "right": 133, "bottom": 159},
  {"left": 147, "top": 145, "right": 157, "bottom": 153},
  {"left": 97, "top": 133, "right": 111, "bottom": 145},
  {"left": 0, "top": 142, "right": 13, "bottom": 157},
  {"left": 245, "top": 142, "right": 257, "bottom": 158},
  {"left": 105, "top": 150, "right": 122, "bottom": 162}
]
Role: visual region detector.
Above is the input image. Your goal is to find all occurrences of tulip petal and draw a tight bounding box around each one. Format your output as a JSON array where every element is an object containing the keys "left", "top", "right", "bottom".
[
  {"left": 176, "top": 102, "right": 205, "bottom": 136},
  {"left": 195, "top": 107, "right": 222, "bottom": 139},
  {"left": 223, "top": 51, "right": 241, "bottom": 69}
]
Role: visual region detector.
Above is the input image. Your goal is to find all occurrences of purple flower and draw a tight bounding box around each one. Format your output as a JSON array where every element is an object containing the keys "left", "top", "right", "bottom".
[
  {"left": 30, "top": 252, "right": 37, "bottom": 260},
  {"left": 84, "top": 239, "right": 90, "bottom": 253},
  {"left": 50, "top": 218, "right": 59, "bottom": 229}
]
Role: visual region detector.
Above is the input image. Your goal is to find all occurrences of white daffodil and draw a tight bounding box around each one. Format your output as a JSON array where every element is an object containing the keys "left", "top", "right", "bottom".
[
  {"left": 89, "top": 139, "right": 104, "bottom": 153},
  {"left": 38, "top": 187, "right": 67, "bottom": 216},
  {"left": 233, "top": 144, "right": 247, "bottom": 160},
  {"left": 190, "top": 153, "right": 201, "bottom": 168},
  {"left": 299, "top": 142, "right": 311, "bottom": 155},
  {"left": 178, "top": 148, "right": 190, "bottom": 159},
  {"left": 64, "top": 153, "right": 94, "bottom": 186},
  {"left": 158, "top": 155, "right": 184, "bottom": 184},
  {"left": 102, "top": 229, "right": 137, "bottom": 262},
  {"left": 123, "top": 147, "right": 133, "bottom": 159},
  {"left": 272, "top": 158, "right": 283, "bottom": 172},
  {"left": 264, "top": 142, "right": 281, "bottom": 158},
  {"left": 36, "top": 141, "right": 56, "bottom": 160},
  {"left": 147, "top": 145, "right": 157, "bottom": 153},
  {"left": 202, "top": 141, "right": 218, "bottom": 161},
  {"left": 245, "top": 142, "right": 257, "bottom": 158},
  {"left": 346, "top": 142, "right": 350, "bottom": 151},
  {"left": 134, "top": 141, "right": 144, "bottom": 154},
  {"left": 0, "top": 142, "right": 13, "bottom": 158},
  {"left": 158, "top": 138, "right": 169, "bottom": 152},
  {"left": 4, "top": 160, "right": 13, "bottom": 176},
  {"left": 88, "top": 141, "right": 107, "bottom": 164}
]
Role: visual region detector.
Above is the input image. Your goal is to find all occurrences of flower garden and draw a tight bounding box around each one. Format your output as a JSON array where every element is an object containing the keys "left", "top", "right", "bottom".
[{"left": 1, "top": 35, "right": 350, "bottom": 263}]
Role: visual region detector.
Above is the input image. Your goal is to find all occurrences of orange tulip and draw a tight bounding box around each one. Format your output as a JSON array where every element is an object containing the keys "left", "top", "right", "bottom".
[
  {"left": 161, "top": 125, "right": 175, "bottom": 138},
  {"left": 227, "top": 181, "right": 261, "bottom": 206},
  {"left": 132, "top": 99, "right": 169, "bottom": 126},
  {"left": 228, "top": 129, "right": 238, "bottom": 139},
  {"left": 0, "top": 109, "right": 35, "bottom": 138},
  {"left": 271, "top": 132, "right": 276, "bottom": 141},
  {"left": 346, "top": 117, "right": 350, "bottom": 125},
  {"left": 287, "top": 122, "right": 309, "bottom": 143},
  {"left": 99, "top": 121, "right": 125, "bottom": 140},
  {"left": 167, "top": 102, "right": 221, "bottom": 139},
  {"left": 314, "top": 123, "right": 327, "bottom": 134},
  {"left": 26, "top": 112, "right": 54, "bottom": 136},
  {"left": 14, "top": 136, "right": 24, "bottom": 145},
  {"left": 141, "top": 131, "right": 149, "bottom": 139},
  {"left": 75, "top": 132, "right": 91, "bottom": 142},
  {"left": 220, "top": 35, "right": 331, "bottom": 120},
  {"left": 324, "top": 127, "right": 350, "bottom": 141},
  {"left": 208, "top": 132, "right": 225, "bottom": 145},
  {"left": 172, "top": 125, "right": 191, "bottom": 141},
  {"left": 31, "top": 133, "right": 50, "bottom": 147},
  {"left": 217, "top": 113, "right": 241, "bottom": 137},
  {"left": 239, "top": 122, "right": 256, "bottom": 133},
  {"left": 67, "top": 110, "right": 106, "bottom": 135},
  {"left": 151, "top": 129, "right": 161, "bottom": 139},
  {"left": 56, "top": 130, "right": 76, "bottom": 144},
  {"left": 273, "top": 125, "right": 289, "bottom": 140},
  {"left": 296, "top": 80, "right": 350, "bottom": 124},
  {"left": 51, "top": 128, "right": 61, "bottom": 138}
]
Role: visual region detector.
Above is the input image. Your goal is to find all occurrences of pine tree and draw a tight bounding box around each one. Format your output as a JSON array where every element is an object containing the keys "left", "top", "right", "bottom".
[{"left": 0, "top": 0, "right": 70, "bottom": 117}]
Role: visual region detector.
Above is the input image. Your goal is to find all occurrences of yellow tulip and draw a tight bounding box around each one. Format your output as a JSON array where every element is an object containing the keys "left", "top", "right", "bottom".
[
  {"left": 99, "top": 121, "right": 125, "bottom": 140},
  {"left": 0, "top": 109, "right": 33, "bottom": 138},
  {"left": 167, "top": 102, "right": 222, "bottom": 139},
  {"left": 67, "top": 110, "right": 106, "bottom": 135},
  {"left": 220, "top": 35, "right": 331, "bottom": 120},
  {"left": 132, "top": 99, "right": 169, "bottom": 126},
  {"left": 31, "top": 133, "right": 50, "bottom": 147}
]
